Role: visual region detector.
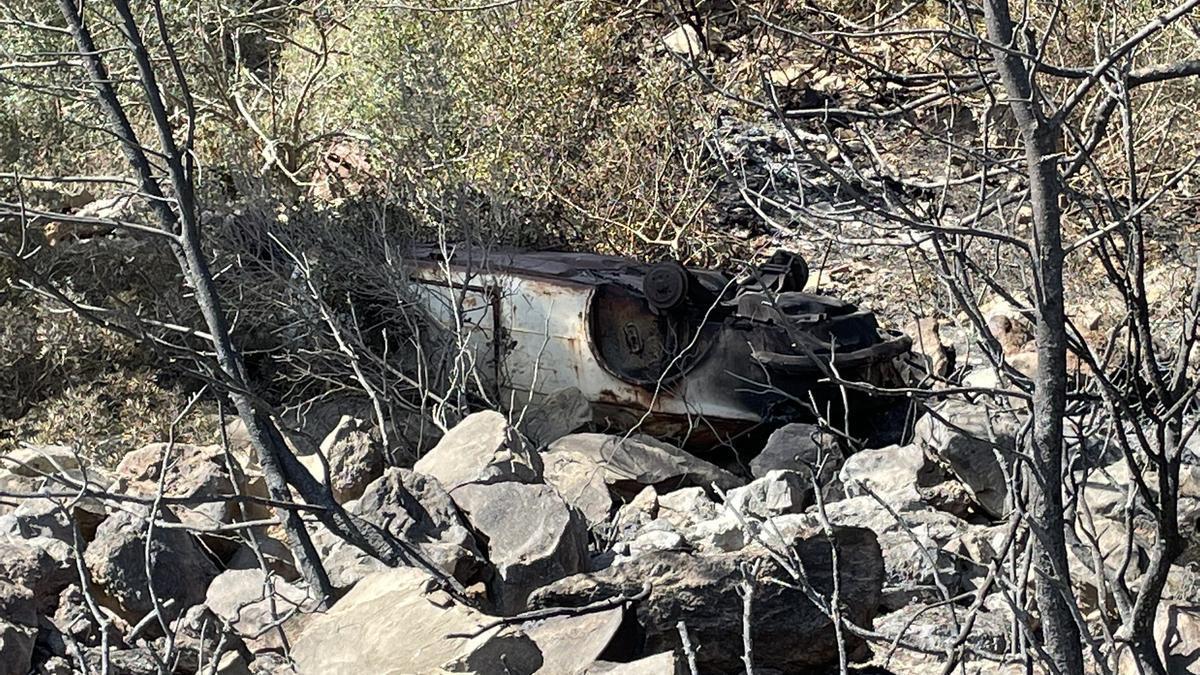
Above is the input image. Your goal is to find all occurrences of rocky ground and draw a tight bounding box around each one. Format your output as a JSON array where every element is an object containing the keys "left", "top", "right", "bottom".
[{"left": 3, "top": 305, "right": 1200, "bottom": 674}]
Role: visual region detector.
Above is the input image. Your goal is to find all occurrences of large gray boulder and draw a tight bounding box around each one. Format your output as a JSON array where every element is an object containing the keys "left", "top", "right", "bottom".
[
  {"left": 530, "top": 526, "right": 884, "bottom": 672},
  {"left": 0, "top": 445, "right": 79, "bottom": 477},
  {"left": 0, "top": 471, "right": 38, "bottom": 517},
  {"left": 750, "top": 423, "right": 842, "bottom": 481},
  {"left": 355, "top": 468, "right": 483, "bottom": 576},
  {"left": 766, "top": 498, "right": 970, "bottom": 612},
  {"left": 321, "top": 468, "right": 484, "bottom": 587},
  {"left": 0, "top": 538, "right": 74, "bottom": 613},
  {"left": 414, "top": 411, "right": 542, "bottom": 490},
  {"left": 83, "top": 507, "right": 220, "bottom": 625},
  {"left": 874, "top": 602, "right": 1010, "bottom": 656},
  {"left": 724, "top": 470, "right": 809, "bottom": 518},
  {"left": 0, "top": 581, "right": 36, "bottom": 675},
  {"left": 548, "top": 433, "right": 741, "bottom": 497},
  {"left": 205, "top": 569, "right": 314, "bottom": 652},
  {"left": 290, "top": 567, "right": 544, "bottom": 674},
  {"left": 113, "top": 443, "right": 269, "bottom": 558},
  {"left": 839, "top": 444, "right": 930, "bottom": 502},
  {"left": 541, "top": 450, "right": 614, "bottom": 528},
  {"left": 451, "top": 481, "right": 589, "bottom": 614},
  {"left": 914, "top": 400, "right": 1022, "bottom": 518},
  {"left": 316, "top": 415, "right": 385, "bottom": 503}
]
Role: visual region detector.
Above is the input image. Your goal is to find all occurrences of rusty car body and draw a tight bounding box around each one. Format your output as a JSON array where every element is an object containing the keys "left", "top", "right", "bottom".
[{"left": 408, "top": 245, "right": 913, "bottom": 449}]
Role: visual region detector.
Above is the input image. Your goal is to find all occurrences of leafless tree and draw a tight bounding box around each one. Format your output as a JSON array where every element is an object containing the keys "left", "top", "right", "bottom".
[
  {"left": 673, "top": 0, "right": 1200, "bottom": 672},
  {"left": 1, "top": 0, "right": 462, "bottom": 607}
]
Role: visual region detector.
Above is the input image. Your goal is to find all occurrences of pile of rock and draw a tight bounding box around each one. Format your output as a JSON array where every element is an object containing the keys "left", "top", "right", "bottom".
[{"left": 5, "top": 395, "right": 1200, "bottom": 674}]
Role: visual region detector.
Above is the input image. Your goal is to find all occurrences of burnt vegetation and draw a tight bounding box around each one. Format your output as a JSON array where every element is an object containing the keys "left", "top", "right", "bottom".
[{"left": 2, "top": 0, "right": 1200, "bottom": 673}]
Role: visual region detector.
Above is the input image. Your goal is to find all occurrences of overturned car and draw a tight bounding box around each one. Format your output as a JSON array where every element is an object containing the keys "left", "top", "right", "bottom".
[{"left": 408, "top": 246, "right": 913, "bottom": 450}]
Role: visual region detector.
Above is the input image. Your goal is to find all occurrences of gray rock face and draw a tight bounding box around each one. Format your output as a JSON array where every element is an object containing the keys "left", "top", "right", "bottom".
[
  {"left": 450, "top": 481, "right": 589, "bottom": 614},
  {"left": 0, "top": 538, "right": 74, "bottom": 614},
  {"left": 1, "top": 445, "right": 79, "bottom": 477},
  {"left": 83, "top": 508, "right": 220, "bottom": 625},
  {"left": 839, "top": 444, "right": 930, "bottom": 502},
  {"left": 874, "top": 602, "right": 1010, "bottom": 655},
  {"left": 530, "top": 526, "right": 884, "bottom": 672},
  {"left": 0, "top": 471, "right": 38, "bottom": 516},
  {"left": 521, "top": 606, "right": 623, "bottom": 674},
  {"left": 541, "top": 450, "right": 614, "bottom": 528},
  {"left": 875, "top": 531, "right": 962, "bottom": 611},
  {"left": 914, "top": 400, "right": 1022, "bottom": 518},
  {"left": 113, "top": 443, "right": 269, "bottom": 558},
  {"left": 0, "top": 581, "right": 36, "bottom": 675},
  {"left": 751, "top": 423, "right": 843, "bottom": 481},
  {"left": 519, "top": 387, "right": 593, "bottom": 447},
  {"left": 414, "top": 410, "right": 542, "bottom": 490},
  {"left": 318, "top": 415, "right": 385, "bottom": 503},
  {"left": 345, "top": 468, "right": 484, "bottom": 584},
  {"left": 547, "top": 433, "right": 741, "bottom": 497},
  {"left": 205, "top": 569, "right": 313, "bottom": 652},
  {"left": 724, "top": 470, "right": 809, "bottom": 518},
  {"left": 290, "top": 567, "right": 544, "bottom": 674}
]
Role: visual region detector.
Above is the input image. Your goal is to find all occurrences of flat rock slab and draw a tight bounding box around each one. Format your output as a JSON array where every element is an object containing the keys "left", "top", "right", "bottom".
[
  {"left": 1, "top": 445, "right": 79, "bottom": 478},
  {"left": 290, "top": 567, "right": 543, "bottom": 674},
  {"left": 521, "top": 606, "right": 623, "bottom": 673}
]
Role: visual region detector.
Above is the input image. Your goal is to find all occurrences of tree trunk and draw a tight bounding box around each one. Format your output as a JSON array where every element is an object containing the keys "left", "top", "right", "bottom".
[
  {"left": 981, "top": 0, "right": 1084, "bottom": 672},
  {"left": 57, "top": 0, "right": 336, "bottom": 601},
  {"left": 57, "top": 0, "right": 458, "bottom": 600}
]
